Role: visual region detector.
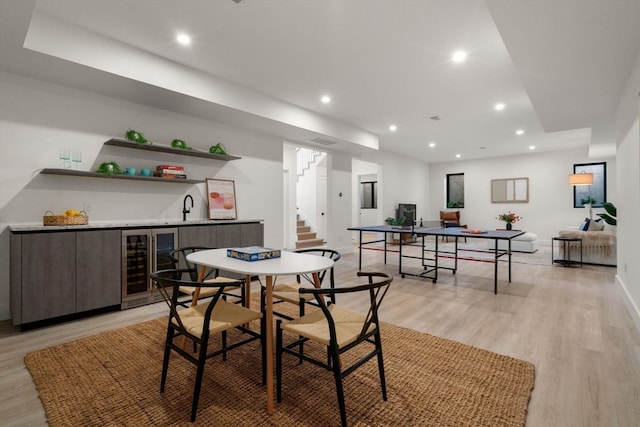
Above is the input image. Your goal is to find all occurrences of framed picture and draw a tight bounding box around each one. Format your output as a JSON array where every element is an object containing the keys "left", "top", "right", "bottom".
[
  {"left": 573, "top": 162, "right": 606, "bottom": 208},
  {"left": 206, "top": 178, "right": 237, "bottom": 220}
]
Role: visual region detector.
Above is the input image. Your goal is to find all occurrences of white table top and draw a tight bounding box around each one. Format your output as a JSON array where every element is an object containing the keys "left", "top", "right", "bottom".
[{"left": 186, "top": 248, "right": 334, "bottom": 276}]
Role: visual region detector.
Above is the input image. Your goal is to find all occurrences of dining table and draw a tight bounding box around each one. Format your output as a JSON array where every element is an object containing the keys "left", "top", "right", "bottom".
[{"left": 186, "top": 248, "right": 335, "bottom": 415}]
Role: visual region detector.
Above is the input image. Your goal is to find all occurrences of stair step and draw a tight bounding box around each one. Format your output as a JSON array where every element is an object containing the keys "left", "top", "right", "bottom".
[
  {"left": 297, "top": 232, "right": 317, "bottom": 240},
  {"left": 297, "top": 225, "right": 311, "bottom": 233},
  {"left": 295, "top": 238, "right": 324, "bottom": 249},
  {"left": 297, "top": 219, "right": 305, "bottom": 226}
]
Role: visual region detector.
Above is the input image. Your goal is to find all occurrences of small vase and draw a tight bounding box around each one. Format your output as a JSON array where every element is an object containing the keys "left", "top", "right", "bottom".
[{"left": 506, "top": 223, "right": 512, "bottom": 230}]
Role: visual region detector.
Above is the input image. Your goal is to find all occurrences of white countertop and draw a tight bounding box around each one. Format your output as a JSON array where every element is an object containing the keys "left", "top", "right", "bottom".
[{"left": 9, "top": 218, "right": 263, "bottom": 232}]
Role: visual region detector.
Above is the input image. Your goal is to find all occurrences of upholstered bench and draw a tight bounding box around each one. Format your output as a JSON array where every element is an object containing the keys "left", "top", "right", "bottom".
[{"left": 487, "top": 232, "right": 539, "bottom": 253}]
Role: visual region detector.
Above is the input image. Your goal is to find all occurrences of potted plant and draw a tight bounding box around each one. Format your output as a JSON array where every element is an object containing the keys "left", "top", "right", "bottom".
[
  {"left": 385, "top": 216, "right": 406, "bottom": 228},
  {"left": 596, "top": 202, "right": 617, "bottom": 226},
  {"left": 496, "top": 211, "right": 522, "bottom": 230}
]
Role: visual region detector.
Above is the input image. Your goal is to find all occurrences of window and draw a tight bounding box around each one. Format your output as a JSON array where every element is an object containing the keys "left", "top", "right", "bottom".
[
  {"left": 446, "top": 173, "right": 464, "bottom": 208},
  {"left": 573, "top": 162, "right": 606, "bottom": 208},
  {"left": 360, "top": 181, "right": 377, "bottom": 209}
]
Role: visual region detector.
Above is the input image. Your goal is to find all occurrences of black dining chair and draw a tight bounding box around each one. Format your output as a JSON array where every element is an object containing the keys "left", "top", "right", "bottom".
[
  {"left": 170, "top": 246, "right": 246, "bottom": 306},
  {"left": 151, "top": 269, "right": 265, "bottom": 422},
  {"left": 265, "top": 248, "right": 341, "bottom": 320},
  {"left": 276, "top": 271, "right": 393, "bottom": 427}
]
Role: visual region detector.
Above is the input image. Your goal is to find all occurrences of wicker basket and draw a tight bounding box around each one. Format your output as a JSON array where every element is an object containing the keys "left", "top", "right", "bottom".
[{"left": 43, "top": 210, "right": 89, "bottom": 226}]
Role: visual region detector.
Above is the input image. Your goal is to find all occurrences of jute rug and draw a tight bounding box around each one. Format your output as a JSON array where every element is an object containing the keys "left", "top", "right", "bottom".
[{"left": 25, "top": 298, "right": 535, "bottom": 426}]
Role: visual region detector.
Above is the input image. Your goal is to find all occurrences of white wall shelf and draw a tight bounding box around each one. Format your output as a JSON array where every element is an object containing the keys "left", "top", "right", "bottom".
[
  {"left": 103, "top": 138, "right": 241, "bottom": 161},
  {"left": 40, "top": 168, "right": 203, "bottom": 184}
]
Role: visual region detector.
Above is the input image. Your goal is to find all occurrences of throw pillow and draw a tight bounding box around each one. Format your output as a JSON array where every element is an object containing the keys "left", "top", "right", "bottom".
[
  {"left": 579, "top": 218, "right": 590, "bottom": 231},
  {"left": 587, "top": 218, "right": 605, "bottom": 231}
]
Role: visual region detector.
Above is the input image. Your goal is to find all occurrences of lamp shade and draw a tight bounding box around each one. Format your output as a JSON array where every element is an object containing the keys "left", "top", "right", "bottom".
[{"left": 568, "top": 172, "right": 593, "bottom": 186}]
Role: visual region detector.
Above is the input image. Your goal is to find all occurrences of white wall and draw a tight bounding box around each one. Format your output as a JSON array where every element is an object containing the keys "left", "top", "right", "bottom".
[
  {"left": 428, "top": 149, "right": 617, "bottom": 241},
  {"left": 0, "top": 71, "right": 285, "bottom": 320},
  {"left": 613, "top": 48, "right": 640, "bottom": 330},
  {"left": 355, "top": 150, "right": 431, "bottom": 225}
]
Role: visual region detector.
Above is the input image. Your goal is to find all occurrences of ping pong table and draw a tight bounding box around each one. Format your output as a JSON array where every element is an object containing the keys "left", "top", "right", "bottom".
[{"left": 348, "top": 225, "right": 524, "bottom": 294}]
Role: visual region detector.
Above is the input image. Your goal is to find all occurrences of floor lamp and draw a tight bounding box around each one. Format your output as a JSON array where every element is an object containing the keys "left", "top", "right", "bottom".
[{"left": 569, "top": 171, "right": 594, "bottom": 219}]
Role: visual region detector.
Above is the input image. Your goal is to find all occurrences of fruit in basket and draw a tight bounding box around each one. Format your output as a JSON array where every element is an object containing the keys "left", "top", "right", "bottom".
[{"left": 65, "top": 209, "right": 81, "bottom": 217}]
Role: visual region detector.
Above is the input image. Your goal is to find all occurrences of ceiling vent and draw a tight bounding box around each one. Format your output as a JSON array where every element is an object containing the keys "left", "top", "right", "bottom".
[
  {"left": 430, "top": 116, "right": 441, "bottom": 121},
  {"left": 308, "top": 138, "right": 337, "bottom": 146}
]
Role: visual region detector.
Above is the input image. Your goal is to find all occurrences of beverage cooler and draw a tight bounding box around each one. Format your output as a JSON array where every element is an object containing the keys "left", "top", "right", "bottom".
[{"left": 121, "top": 228, "right": 178, "bottom": 309}]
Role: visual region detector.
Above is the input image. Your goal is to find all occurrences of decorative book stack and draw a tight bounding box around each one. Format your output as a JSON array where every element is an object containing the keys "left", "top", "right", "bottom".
[{"left": 154, "top": 165, "right": 186, "bottom": 179}]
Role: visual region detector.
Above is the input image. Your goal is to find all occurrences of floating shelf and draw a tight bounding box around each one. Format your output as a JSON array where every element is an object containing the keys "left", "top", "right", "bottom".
[
  {"left": 103, "top": 138, "right": 241, "bottom": 161},
  {"left": 40, "top": 168, "right": 203, "bottom": 184}
]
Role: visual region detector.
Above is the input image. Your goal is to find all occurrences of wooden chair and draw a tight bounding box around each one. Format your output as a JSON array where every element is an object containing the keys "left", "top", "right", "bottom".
[
  {"left": 276, "top": 271, "right": 393, "bottom": 427},
  {"left": 151, "top": 269, "right": 265, "bottom": 422},
  {"left": 439, "top": 210, "right": 467, "bottom": 242},
  {"left": 170, "top": 246, "right": 245, "bottom": 306}
]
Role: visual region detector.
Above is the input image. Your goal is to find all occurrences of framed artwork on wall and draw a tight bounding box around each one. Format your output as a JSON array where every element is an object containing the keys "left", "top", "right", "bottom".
[
  {"left": 207, "top": 178, "right": 237, "bottom": 220},
  {"left": 573, "top": 162, "right": 606, "bottom": 208},
  {"left": 491, "top": 177, "right": 529, "bottom": 203}
]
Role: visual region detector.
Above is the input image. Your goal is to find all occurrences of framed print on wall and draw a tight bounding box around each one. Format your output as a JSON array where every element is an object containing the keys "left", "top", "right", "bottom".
[
  {"left": 573, "top": 162, "right": 606, "bottom": 208},
  {"left": 207, "top": 178, "right": 237, "bottom": 220}
]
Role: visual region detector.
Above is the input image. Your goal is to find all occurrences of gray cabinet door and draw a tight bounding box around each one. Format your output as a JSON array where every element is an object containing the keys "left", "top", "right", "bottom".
[
  {"left": 76, "top": 230, "right": 121, "bottom": 312},
  {"left": 178, "top": 225, "right": 218, "bottom": 248},
  {"left": 20, "top": 232, "right": 76, "bottom": 323},
  {"left": 239, "top": 222, "right": 265, "bottom": 247},
  {"left": 217, "top": 224, "right": 242, "bottom": 247}
]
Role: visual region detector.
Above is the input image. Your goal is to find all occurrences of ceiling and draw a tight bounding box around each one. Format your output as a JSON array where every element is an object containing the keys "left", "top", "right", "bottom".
[{"left": 2, "top": 0, "right": 640, "bottom": 163}]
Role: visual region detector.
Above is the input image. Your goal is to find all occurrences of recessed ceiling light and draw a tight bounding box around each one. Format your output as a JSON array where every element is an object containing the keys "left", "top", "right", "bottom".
[
  {"left": 495, "top": 103, "right": 505, "bottom": 111},
  {"left": 389, "top": 125, "right": 397, "bottom": 132},
  {"left": 516, "top": 129, "right": 525, "bottom": 135},
  {"left": 321, "top": 95, "right": 331, "bottom": 104},
  {"left": 529, "top": 145, "right": 536, "bottom": 150},
  {"left": 452, "top": 51, "right": 467, "bottom": 63},
  {"left": 428, "top": 142, "right": 436, "bottom": 148},
  {"left": 176, "top": 33, "right": 191, "bottom": 45},
  {"left": 455, "top": 154, "right": 461, "bottom": 158}
]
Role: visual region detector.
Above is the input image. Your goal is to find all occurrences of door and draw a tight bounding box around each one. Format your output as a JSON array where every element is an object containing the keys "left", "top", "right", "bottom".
[{"left": 316, "top": 155, "right": 327, "bottom": 243}]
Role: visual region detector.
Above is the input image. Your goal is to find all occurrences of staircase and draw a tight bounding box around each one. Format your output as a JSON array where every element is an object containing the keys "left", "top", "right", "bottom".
[{"left": 295, "top": 218, "right": 324, "bottom": 249}]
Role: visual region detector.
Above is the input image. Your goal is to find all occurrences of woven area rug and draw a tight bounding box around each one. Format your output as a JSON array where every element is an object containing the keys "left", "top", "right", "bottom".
[{"left": 25, "top": 300, "right": 535, "bottom": 426}]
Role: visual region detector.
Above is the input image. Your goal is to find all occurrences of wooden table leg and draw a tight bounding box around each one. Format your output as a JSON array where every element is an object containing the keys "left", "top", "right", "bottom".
[
  {"left": 191, "top": 265, "right": 207, "bottom": 306},
  {"left": 182, "top": 265, "right": 207, "bottom": 350},
  {"left": 265, "top": 275, "right": 274, "bottom": 415}
]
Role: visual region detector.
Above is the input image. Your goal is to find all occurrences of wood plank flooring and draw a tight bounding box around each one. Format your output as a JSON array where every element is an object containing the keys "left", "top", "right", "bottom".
[{"left": 1, "top": 242, "right": 638, "bottom": 426}]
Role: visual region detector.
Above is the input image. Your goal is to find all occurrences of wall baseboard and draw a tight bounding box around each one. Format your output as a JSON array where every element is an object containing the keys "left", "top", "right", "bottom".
[{"left": 617, "top": 274, "right": 640, "bottom": 334}]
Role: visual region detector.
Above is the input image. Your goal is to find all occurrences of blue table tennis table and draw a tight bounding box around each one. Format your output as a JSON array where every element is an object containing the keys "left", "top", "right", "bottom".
[{"left": 348, "top": 225, "right": 524, "bottom": 294}]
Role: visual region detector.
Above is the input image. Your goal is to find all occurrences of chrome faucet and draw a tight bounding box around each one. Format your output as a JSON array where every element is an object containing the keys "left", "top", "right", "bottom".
[{"left": 183, "top": 194, "right": 194, "bottom": 221}]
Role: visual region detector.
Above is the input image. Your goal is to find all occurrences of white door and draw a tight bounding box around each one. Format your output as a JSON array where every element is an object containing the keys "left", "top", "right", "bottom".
[{"left": 316, "top": 156, "right": 327, "bottom": 242}]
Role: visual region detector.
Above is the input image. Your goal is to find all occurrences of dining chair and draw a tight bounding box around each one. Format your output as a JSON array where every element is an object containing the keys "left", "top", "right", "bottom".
[
  {"left": 266, "top": 248, "right": 341, "bottom": 320},
  {"left": 276, "top": 271, "right": 393, "bottom": 427},
  {"left": 151, "top": 268, "right": 265, "bottom": 422},
  {"left": 170, "top": 246, "right": 245, "bottom": 306}
]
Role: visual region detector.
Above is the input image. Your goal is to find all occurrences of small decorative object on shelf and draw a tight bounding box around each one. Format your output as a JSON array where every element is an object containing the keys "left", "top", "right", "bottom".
[
  {"left": 154, "top": 164, "right": 187, "bottom": 179},
  {"left": 227, "top": 246, "right": 281, "bottom": 262},
  {"left": 170, "top": 139, "right": 193, "bottom": 150},
  {"left": 209, "top": 143, "right": 227, "bottom": 155},
  {"left": 96, "top": 161, "right": 122, "bottom": 177},
  {"left": 496, "top": 211, "right": 522, "bottom": 230},
  {"left": 125, "top": 129, "right": 151, "bottom": 145}
]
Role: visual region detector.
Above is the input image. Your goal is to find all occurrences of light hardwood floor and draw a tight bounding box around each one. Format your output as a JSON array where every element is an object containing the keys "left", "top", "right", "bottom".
[{"left": 1, "top": 242, "right": 639, "bottom": 426}]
